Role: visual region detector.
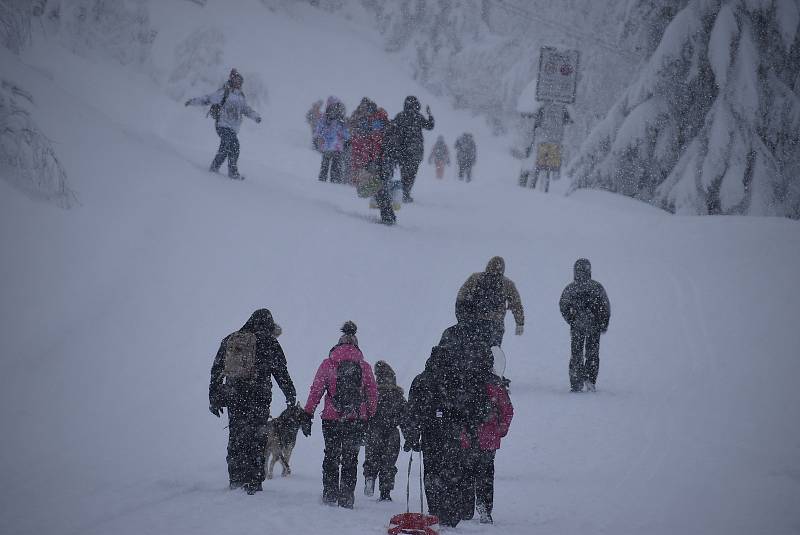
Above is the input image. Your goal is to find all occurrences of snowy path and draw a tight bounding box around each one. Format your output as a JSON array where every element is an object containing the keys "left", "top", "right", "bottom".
[{"left": 2, "top": 3, "right": 800, "bottom": 534}]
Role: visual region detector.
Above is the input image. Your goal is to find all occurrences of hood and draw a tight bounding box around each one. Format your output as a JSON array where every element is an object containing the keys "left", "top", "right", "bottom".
[
  {"left": 241, "top": 308, "right": 275, "bottom": 334},
  {"left": 374, "top": 360, "right": 397, "bottom": 387},
  {"left": 329, "top": 343, "right": 364, "bottom": 364},
  {"left": 486, "top": 256, "right": 505, "bottom": 275},
  {"left": 574, "top": 258, "right": 592, "bottom": 282},
  {"left": 404, "top": 95, "right": 420, "bottom": 112}
]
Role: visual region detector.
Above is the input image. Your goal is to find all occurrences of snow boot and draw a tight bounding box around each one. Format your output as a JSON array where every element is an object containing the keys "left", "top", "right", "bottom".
[
  {"left": 585, "top": 380, "right": 596, "bottom": 392},
  {"left": 229, "top": 481, "right": 244, "bottom": 490},
  {"left": 379, "top": 489, "right": 391, "bottom": 501},
  {"left": 477, "top": 502, "right": 493, "bottom": 524},
  {"left": 244, "top": 482, "right": 261, "bottom": 495},
  {"left": 364, "top": 477, "right": 375, "bottom": 497},
  {"left": 338, "top": 491, "right": 355, "bottom": 509}
]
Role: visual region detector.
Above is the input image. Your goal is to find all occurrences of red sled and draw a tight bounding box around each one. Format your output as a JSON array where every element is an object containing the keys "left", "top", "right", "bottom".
[{"left": 387, "top": 512, "right": 439, "bottom": 535}]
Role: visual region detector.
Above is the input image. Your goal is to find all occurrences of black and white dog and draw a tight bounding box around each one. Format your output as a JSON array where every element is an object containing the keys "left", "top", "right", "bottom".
[{"left": 265, "top": 403, "right": 312, "bottom": 479}]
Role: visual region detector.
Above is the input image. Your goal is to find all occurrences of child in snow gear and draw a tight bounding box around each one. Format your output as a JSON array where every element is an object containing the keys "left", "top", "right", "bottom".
[
  {"left": 391, "top": 96, "right": 434, "bottom": 202},
  {"left": 185, "top": 68, "right": 261, "bottom": 179},
  {"left": 363, "top": 360, "right": 406, "bottom": 501},
  {"left": 314, "top": 97, "right": 350, "bottom": 183},
  {"left": 304, "top": 322, "right": 378, "bottom": 508},
  {"left": 428, "top": 135, "right": 450, "bottom": 179},
  {"left": 306, "top": 100, "right": 323, "bottom": 151},
  {"left": 454, "top": 133, "right": 476, "bottom": 182},
  {"left": 209, "top": 309, "right": 296, "bottom": 494},
  {"left": 456, "top": 256, "right": 525, "bottom": 346},
  {"left": 461, "top": 372, "right": 514, "bottom": 524},
  {"left": 559, "top": 258, "right": 611, "bottom": 392}
]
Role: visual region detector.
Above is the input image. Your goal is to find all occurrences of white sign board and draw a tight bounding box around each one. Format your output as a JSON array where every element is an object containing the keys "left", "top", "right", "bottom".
[{"left": 535, "top": 47, "right": 579, "bottom": 103}]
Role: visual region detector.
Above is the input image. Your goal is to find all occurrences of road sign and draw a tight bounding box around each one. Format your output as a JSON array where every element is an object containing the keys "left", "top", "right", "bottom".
[{"left": 535, "top": 47, "right": 579, "bottom": 103}]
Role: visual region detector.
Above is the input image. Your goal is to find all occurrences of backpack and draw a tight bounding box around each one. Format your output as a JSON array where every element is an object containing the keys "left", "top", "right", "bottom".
[
  {"left": 471, "top": 272, "right": 505, "bottom": 317},
  {"left": 332, "top": 360, "right": 364, "bottom": 417},
  {"left": 208, "top": 87, "right": 230, "bottom": 124},
  {"left": 223, "top": 331, "right": 258, "bottom": 380}
]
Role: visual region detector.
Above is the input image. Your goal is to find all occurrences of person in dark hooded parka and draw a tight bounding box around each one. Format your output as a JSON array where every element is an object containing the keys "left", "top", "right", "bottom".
[
  {"left": 559, "top": 258, "right": 611, "bottom": 392},
  {"left": 362, "top": 360, "right": 406, "bottom": 501},
  {"left": 404, "top": 327, "right": 493, "bottom": 527},
  {"left": 209, "top": 309, "right": 297, "bottom": 494},
  {"left": 390, "top": 96, "right": 434, "bottom": 202}
]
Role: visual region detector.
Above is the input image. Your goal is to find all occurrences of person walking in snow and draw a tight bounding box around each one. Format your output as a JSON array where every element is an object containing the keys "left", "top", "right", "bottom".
[
  {"left": 306, "top": 99, "right": 323, "bottom": 151},
  {"left": 302, "top": 321, "right": 378, "bottom": 508},
  {"left": 559, "top": 258, "right": 611, "bottom": 392},
  {"left": 455, "top": 132, "right": 476, "bottom": 182},
  {"left": 461, "top": 370, "right": 513, "bottom": 524},
  {"left": 390, "top": 96, "right": 434, "bottom": 202},
  {"left": 428, "top": 135, "right": 450, "bottom": 179},
  {"left": 456, "top": 256, "right": 525, "bottom": 347},
  {"left": 185, "top": 68, "right": 261, "bottom": 180},
  {"left": 363, "top": 360, "right": 406, "bottom": 501},
  {"left": 314, "top": 97, "right": 350, "bottom": 183},
  {"left": 208, "top": 309, "right": 296, "bottom": 494},
  {"left": 404, "top": 337, "right": 491, "bottom": 528}
]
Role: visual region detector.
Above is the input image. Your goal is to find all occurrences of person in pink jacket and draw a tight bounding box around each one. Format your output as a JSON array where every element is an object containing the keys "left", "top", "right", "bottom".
[
  {"left": 304, "top": 321, "right": 378, "bottom": 508},
  {"left": 462, "top": 373, "right": 514, "bottom": 524}
]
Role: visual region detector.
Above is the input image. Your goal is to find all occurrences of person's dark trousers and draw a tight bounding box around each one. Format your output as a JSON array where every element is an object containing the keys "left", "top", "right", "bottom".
[
  {"left": 363, "top": 426, "right": 400, "bottom": 494},
  {"left": 226, "top": 405, "right": 269, "bottom": 487},
  {"left": 458, "top": 162, "right": 473, "bottom": 182},
  {"left": 399, "top": 157, "right": 422, "bottom": 201},
  {"left": 474, "top": 450, "right": 496, "bottom": 515},
  {"left": 318, "top": 151, "right": 343, "bottom": 182},
  {"left": 322, "top": 419, "right": 365, "bottom": 508},
  {"left": 211, "top": 126, "right": 240, "bottom": 176},
  {"left": 422, "top": 437, "right": 468, "bottom": 527},
  {"left": 570, "top": 327, "right": 601, "bottom": 390},
  {"left": 375, "top": 183, "right": 396, "bottom": 224}
]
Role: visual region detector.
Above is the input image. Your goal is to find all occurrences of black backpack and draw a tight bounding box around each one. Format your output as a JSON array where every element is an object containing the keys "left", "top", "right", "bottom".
[
  {"left": 332, "top": 360, "right": 364, "bottom": 417},
  {"left": 471, "top": 272, "right": 505, "bottom": 316},
  {"left": 426, "top": 345, "right": 490, "bottom": 435},
  {"left": 208, "top": 87, "right": 230, "bottom": 124}
]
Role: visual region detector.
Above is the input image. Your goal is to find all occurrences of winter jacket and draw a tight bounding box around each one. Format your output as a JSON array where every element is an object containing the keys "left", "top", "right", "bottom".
[
  {"left": 187, "top": 88, "right": 260, "bottom": 133},
  {"left": 455, "top": 134, "right": 476, "bottom": 166},
  {"left": 461, "top": 377, "right": 513, "bottom": 451},
  {"left": 392, "top": 105, "right": 434, "bottom": 162},
  {"left": 304, "top": 344, "right": 378, "bottom": 421},
  {"left": 314, "top": 117, "right": 350, "bottom": 153},
  {"left": 428, "top": 138, "right": 450, "bottom": 165},
  {"left": 559, "top": 259, "right": 610, "bottom": 332},
  {"left": 404, "top": 345, "right": 490, "bottom": 449},
  {"left": 457, "top": 256, "right": 524, "bottom": 327},
  {"left": 370, "top": 360, "right": 406, "bottom": 431},
  {"left": 209, "top": 309, "right": 296, "bottom": 413},
  {"left": 350, "top": 109, "right": 388, "bottom": 172}
]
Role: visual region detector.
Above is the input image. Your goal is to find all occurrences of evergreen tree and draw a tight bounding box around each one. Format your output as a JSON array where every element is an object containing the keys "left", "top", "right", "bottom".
[{"left": 568, "top": 0, "right": 800, "bottom": 218}]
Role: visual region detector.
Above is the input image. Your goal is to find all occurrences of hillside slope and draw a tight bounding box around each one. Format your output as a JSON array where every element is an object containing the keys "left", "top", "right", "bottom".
[{"left": 1, "top": 3, "right": 799, "bottom": 535}]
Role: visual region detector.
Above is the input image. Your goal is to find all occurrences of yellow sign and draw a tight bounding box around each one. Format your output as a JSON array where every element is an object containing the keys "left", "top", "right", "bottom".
[{"left": 536, "top": 143, "right": 561, "bottom": 170}]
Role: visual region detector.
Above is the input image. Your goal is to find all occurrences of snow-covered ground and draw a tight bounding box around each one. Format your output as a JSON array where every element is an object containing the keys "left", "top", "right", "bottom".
[{"left": 1, "top": 3, "right": 799, "bottom": 534}]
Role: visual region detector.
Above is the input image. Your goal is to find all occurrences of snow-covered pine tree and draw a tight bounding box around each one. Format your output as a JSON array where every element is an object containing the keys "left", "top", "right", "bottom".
[{"left": 567, "top": 0, "right": 800, "bottom": 218}]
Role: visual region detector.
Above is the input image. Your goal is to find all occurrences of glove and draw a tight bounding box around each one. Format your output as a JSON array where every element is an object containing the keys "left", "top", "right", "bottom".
[
  {"left": 255, "top": 117, "right": 262, "bottom": 124},
  {"left": 515, "top": 324, "right": 524, "bottom": 336},
  {"left": 299, "top": 411, "right": 313, "bottom": 437},
  {"left": 209, "top": 405, "right": 223, "bottom": 417}
]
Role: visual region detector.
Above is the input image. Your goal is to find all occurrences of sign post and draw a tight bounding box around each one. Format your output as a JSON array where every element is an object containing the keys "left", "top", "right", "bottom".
[{"left": 520, "top": 46, "right": 578, "bottom": 191}]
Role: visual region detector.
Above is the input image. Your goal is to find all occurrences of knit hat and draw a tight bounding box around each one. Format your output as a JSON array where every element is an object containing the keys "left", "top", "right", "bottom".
[{"left": 338, "top": 321, "right": 359, "bottom": 347}]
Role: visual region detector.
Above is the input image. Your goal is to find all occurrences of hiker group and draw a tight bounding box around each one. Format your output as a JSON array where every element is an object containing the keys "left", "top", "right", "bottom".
[
  {"left": 208, "top": 256, "right": 610, "bottom": 528},
  {"left": 184, "top": 68, "right": 479, "bottom": 226}
]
